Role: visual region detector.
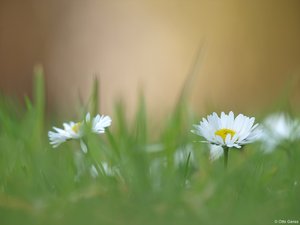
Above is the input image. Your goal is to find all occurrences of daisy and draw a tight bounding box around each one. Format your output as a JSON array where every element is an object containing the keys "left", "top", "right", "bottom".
[
  {"left": 192, "top": 111, "right": 261, "bottom": 149},
  {"left": 85, "top": 113, "right": 112, "bottom": 134},
  {"left": 261, "top": 113, "right": 300, "bottom": 152},
  {"left": 209, "top": 144, "right": 224, "bottom": 161},
  {"left": 192, "top": 112, "right": 261, "bottom": 167},
  {"left": 174, "top": 144, "right": 195, "bottom": 167},
  {"left": 90, "top": 162, "right": 118, "bottom": 178},
  {"left": 48, "top": 113, "right": 112, "bottom": 149},
  {"left": 48, "top": 121, "right": 83, "bottom": 148}
]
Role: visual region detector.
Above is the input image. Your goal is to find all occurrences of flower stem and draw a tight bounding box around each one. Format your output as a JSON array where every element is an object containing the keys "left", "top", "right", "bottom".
[{"left": 224, "top": 147, "right": 229, "bottom": 169}]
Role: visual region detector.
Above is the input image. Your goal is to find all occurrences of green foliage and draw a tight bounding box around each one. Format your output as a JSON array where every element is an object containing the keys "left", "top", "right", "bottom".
[{"left": 0, "top": 71, "right": 299, "bottom": 225}]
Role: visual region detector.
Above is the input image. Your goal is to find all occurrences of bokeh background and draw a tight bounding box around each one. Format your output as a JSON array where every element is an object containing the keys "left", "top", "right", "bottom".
[{"left": 1, "top": 0, "right": 300, "bottom": 118}]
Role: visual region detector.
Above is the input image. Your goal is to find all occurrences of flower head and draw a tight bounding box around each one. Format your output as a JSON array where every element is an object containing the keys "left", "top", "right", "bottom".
[
  {"left": 48, "top": 121, "right": 83, "bottom": 147},
  {"left": 85, "top": 113, "right": 112, "bottom": 134},
  {"left": 48, "top": 113, "right": 112, "bottom": 148},
  {"left": 192, "top": 111, "right": 261, "bottom": 149},
  {"left": 261, "top": 113, "right": 300, "bottom": 152}
]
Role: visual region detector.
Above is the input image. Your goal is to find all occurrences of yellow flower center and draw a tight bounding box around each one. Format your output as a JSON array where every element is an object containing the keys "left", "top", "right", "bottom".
[
  {"left": 215, "top": 128, "right": 236, "bottom": 141},
  {"left": 72, "top": 122, "right": 81, "bottom": 133}
]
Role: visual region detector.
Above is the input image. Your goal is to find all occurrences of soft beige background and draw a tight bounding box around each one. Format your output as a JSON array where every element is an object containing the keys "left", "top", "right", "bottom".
[{"left": 1, "top": 0, "right": 300, "bottom": 118}]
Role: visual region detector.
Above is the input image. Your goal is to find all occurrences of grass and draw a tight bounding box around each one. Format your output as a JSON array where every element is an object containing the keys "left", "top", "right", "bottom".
[{"left": 0, "top": 70, "right": 299, "bottom": 225}]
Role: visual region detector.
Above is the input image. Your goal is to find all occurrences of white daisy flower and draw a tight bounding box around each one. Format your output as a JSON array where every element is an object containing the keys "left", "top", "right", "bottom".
[
  {"left": 85, "top": 113, "right": 112, "bottom": 134},
  {"left": 192, "top": 111, "right": 261, "bottom": 149},
  {"left": 261, "top": 113, "right": 300, "bottom": 152},
  {"left": 48, "top": 113, "right": 112, "bottom": 148},
  {"left": 48, "top": 121, "right": 83, "bottom": 148}
]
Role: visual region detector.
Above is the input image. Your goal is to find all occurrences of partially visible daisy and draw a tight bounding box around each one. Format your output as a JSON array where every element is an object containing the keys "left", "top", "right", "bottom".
[
  {"left": 48, "top": 113, "right": 112, "bottom": 149},
  {"left": 90, "top": 162, "right": 119, "bottom": 177},
  {"left": 261, "top": 113, "right": 300, "bottom": 152},
  {"left": 192, "top": 111, "right": 261, "bottom": 167},
  {"left": 174, "top": 144, "right": 195, "bottom": 167},
  {"left": 209, "top": 144, "right": 224, "bottom": 161}
]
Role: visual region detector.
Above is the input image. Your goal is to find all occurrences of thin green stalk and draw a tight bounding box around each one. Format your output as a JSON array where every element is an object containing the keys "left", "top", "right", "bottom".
[
  {"left": 224, "top": 147, "right": 229, "bottom": 169},
  {"left": 184, "top": 152, "right": 192, "bottom": 181}
]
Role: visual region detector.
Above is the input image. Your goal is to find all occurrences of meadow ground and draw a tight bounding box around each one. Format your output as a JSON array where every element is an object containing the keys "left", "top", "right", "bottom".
[{"left": 0, "top": 72, "right": 299, "bottom": 225}]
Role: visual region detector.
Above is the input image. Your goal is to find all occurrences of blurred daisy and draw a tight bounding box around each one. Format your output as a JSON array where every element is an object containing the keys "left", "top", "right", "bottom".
[
  {"left": 209, "top": 144, "right": 224, "bottom": 161},
  {"left": 89, "top": 162, "right": 119, "bottom": 178},
  {"left": 48, "top": 113, "right": 112, "bottom": 148},
  {"left": 261, "top": 113, "right": 300, "bottom": 152},
  {"left": 174, "top": 144, "right": 195, "bottom": 167},
  {"left": 48, "top": 121, "right": 83, "bottom": 148},
  {"left": 192, "top": 111, "right": 261, "bottom": 149},
  {"left": 85, "top": 113, "right": 112, "bottom": 134}
]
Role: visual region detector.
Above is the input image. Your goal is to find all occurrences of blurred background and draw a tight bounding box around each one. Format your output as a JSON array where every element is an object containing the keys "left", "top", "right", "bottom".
[{"left": 0, "top": 0, "right": 300, "bottom": 118}]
